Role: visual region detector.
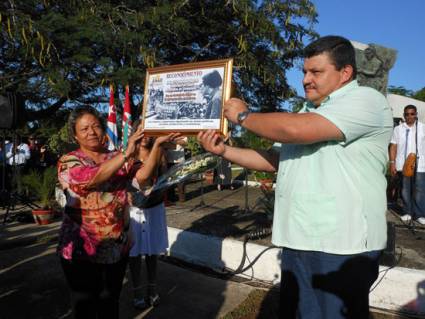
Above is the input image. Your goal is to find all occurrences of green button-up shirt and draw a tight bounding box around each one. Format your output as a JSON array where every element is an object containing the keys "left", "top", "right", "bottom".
[{"left": 272, "top": 80, "right": 393, "bottom": 254}]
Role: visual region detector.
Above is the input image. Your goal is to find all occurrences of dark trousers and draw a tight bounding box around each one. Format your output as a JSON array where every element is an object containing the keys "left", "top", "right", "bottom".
[
  {"left": 280, "top": 249, "right": 381, "bottom": 319},
  {"left": 60, "top": 257, "right": 128, "bottom": 319}
]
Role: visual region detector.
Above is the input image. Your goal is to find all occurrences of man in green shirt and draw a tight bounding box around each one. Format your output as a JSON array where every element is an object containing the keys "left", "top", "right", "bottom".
[{"left": 198, "top": 36, "right": 393, "bottom": 318}]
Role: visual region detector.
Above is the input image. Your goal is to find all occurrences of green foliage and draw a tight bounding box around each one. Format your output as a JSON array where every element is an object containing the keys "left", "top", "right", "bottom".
[
  {"left": 413, "top": 87, "right": 425, "bottom": 102},
  {"left": 186, "top": 136, "right": 203, "bottom": 157},
  {"left": 237, "top": 130, "right": 274, "bottom": 150},
  {"left": 290, "top": 96, "right": 305, "bottom": 113},
  {"left": 22, "top": 167, "right": 57, "bottom": 209},
  {"left": 253, "top": 171, "right": 275, "bottom": 180},
  {"left": 0, "top": 0, "right": 318, "bottom": 122},
  {"left": 388, "top": 85, "right": 425, "bottom": 102},
  {"left": 255, "top": 188, "right": 275, "bottom": 221},
  {"left": 47, "top": 122, "right": 78, "bottom": 156},
  {"left": 387, "top": 85, "right": 414, "bottom": 97}
]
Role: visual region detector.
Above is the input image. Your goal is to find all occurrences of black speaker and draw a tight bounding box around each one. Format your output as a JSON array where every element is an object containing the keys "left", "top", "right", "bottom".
[
  {"left": 380, "top": 221, "right": 396, "bottom": 266},
  {"left": 0, "top": 92, "right": 23, "bottom": 129}
]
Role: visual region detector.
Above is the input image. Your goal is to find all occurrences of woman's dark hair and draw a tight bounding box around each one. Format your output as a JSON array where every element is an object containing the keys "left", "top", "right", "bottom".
[
  {"left": 303, "top": 35, "right": 357, "bottom": 79},
  {"left": 68, "top": 105, "right": 106, "bottom": 142}
]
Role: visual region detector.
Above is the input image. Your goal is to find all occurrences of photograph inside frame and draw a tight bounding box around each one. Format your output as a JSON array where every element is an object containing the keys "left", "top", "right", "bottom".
[{"left": 142, "top": 59, "right": 233, "bottom": 135}]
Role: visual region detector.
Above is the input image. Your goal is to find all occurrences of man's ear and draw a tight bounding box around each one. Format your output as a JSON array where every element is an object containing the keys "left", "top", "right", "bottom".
[{"left": 341, "top": 65, "right": 354, "bottom": 83}]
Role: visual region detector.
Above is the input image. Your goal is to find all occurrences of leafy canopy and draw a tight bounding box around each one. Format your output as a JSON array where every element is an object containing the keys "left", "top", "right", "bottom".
[{"left": 1, "top": 0, "right": 318, "bottom": 125}]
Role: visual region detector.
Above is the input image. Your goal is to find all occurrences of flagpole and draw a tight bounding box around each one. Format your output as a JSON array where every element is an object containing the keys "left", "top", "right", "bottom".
[
  {"left": 107, "top": 84, "right": 118, "bottom": 151},
  {"left": 122, "top": 85, "right": 132, "bottom": 150}
]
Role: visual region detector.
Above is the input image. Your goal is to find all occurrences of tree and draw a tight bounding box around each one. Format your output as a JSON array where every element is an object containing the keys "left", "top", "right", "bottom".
[
  {"left": 388, "top": 85, "right": 425, "bottom": 102},
  {"left": 1, "top": 0, "right": 318, "bottom": 126},
  {"left": 413, "top": 87, "right": 425, "bottom": 102},
  {"left": 387, "top": 85, "right": 414, "bottom": 97}
]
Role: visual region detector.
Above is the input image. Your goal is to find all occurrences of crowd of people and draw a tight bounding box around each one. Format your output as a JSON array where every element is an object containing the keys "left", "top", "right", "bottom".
[
  {"left": 22, "top": 34, "right": 421, "bottom": 319},
  {"left": 0, "top": 134, "right": 54, "bottom": 194}
]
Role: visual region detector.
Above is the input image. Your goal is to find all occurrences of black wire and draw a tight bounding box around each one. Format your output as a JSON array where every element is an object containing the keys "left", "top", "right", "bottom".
[
  {"left": 370, "top": 247, "right": 403, "bottom": 293},
  {"left": 213, "top": 227, "right": 279, "bottom": 279}
]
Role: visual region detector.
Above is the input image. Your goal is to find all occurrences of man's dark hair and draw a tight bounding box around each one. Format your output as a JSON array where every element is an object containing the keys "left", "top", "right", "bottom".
[
  {"left": 68, "top": 105, "right": 106, "bottom": 142},
  {"left": 202, "top": 70, "right": 222, "bottom": 88},
  {"left": 404, "top": 104, "right": 417, "bottom": 113},
  {"left": 303, "top": 35, "right": 357, "bottom": 79}
]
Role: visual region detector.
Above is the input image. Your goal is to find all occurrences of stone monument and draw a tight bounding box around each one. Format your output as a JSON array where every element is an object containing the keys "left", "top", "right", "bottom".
[{"left": 351, "top": 41, "right": 397, "bottom": 96}]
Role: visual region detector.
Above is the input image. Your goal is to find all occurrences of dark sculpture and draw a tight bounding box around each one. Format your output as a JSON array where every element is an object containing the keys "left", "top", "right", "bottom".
[{"left": 355, "top": 43, "right": 397, "bottom": 96}]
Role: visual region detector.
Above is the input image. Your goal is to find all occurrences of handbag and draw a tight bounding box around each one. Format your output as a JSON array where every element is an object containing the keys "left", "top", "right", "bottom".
[
  {"left": 402, "top": 153, "right": 417, "bottom": 177},
  {"left": 402, "top": 120, "right": 419, "bottom": 178}
]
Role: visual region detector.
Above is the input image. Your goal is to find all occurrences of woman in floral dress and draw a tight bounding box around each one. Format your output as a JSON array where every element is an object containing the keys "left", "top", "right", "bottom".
[{"left": 57, "top": 105, "right": 178, "bottom": 319}]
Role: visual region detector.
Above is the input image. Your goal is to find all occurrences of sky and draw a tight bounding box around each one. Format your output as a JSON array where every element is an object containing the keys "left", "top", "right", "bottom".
[{"left": 287, "top": 0, "right": 425, "bottom": 96}]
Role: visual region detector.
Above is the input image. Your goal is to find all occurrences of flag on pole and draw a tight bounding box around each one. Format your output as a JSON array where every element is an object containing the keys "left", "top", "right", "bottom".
[
  {"left": 122, "top": 85, "right": 132, "bottom": 149},
  {"left": 106, "top": 84, "right": 118, "bottom": 151}
]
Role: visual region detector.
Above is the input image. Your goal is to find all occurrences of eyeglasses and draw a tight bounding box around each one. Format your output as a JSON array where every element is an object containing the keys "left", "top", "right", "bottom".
[{"left": 404, "top": 113, "right": 417, "bottom": 116}]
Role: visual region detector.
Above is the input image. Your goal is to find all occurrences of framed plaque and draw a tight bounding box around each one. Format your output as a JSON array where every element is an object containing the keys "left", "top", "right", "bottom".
[{"left": 141, "top": 58, "right": 233, "bottom": 135}]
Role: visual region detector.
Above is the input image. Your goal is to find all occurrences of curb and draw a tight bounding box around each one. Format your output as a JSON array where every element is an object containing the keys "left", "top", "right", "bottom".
[{"left": 167, "top": 226, "right": 425, "bottom": 315}]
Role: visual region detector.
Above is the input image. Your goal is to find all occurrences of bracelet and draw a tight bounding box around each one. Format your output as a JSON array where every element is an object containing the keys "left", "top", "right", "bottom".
[
  {"left": 121, "top": 149, "right": 128, "bottom": 162},
  {"left": 389, "top": 160, "right": 395, "bottom": 164}
]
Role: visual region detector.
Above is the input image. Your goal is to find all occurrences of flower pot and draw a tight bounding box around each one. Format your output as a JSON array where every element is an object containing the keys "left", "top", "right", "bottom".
[
  {"left": 32, "top": 209, "right": 55, "bottom": 225},
  {"left": 259, "top": 178, "right": 273, "bottom": 191}
]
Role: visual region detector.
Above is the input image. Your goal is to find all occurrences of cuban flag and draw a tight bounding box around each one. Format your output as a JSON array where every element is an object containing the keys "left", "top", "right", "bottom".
[
  {"left": 122, "top": 85, "right": 132, "bottom": 149},
  {"left": 106, "top": 84, "right": 118, "bottom": 151}
]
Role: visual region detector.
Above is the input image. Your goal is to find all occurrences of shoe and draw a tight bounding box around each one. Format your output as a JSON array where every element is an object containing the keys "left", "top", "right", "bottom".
[
  {"left": 400, "top": 214, "right": 412, "bottom": 222},
  {"left": 416, "top": 217, "right": 425, "bottom": 225},
  {"left": 217, "top": 184, "right": 222, "bottom": 191},
  {"left": 148, "top": 294, "right": 160, "bottom": 307},
  {"left": 133, "top": 297, "right": 149, "bottom": 310}
]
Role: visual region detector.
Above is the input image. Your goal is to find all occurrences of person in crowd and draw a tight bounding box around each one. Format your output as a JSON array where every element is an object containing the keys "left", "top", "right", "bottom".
[
  {"left": 57, "top": 105, "right": 179, "bottom": 319},
  {"left": 6, "top": 135, "right": 31, "bottom": 194},
  {"left": 198, "top": 35, "right": 393, "bottom": 318},
  {"left": 6, "top": 135, "right": 30, "bottom": 167},
  {"left": 389, "top": 104, "right": 425, "bottom": 225},
  {"left": 27, "top": 135, "right": 42, "bottom": 170},
  {"left": 164, "top": 137, "right": 188, "bottom": 203},
  {"left": 127, "top": 125, "right": 170, "bottom": 310},
  {"left": 201, "top": 70, "right": 223, "bottom": 119}
]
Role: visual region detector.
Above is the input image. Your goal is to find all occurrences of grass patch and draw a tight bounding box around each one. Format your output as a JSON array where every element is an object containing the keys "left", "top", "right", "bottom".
[{"left": 221, "top": 289, "right": 279, "bottom": 319}]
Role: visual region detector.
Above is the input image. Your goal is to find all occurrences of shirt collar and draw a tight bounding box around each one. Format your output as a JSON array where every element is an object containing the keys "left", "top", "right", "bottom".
[
  {"left": 305, "top": 80, "right": 359, "bottom": 111},
  {"left": 402, "top": 121, "right": 416, "bottom": 130}
]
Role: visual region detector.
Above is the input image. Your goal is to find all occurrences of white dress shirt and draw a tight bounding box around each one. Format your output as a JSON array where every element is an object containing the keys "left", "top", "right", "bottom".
[
  {"left": 390, "top": 121, "right": 425, "bottom": 172},
  {"left": 6, "top": 142, "right": 31, "bottom": 165}
]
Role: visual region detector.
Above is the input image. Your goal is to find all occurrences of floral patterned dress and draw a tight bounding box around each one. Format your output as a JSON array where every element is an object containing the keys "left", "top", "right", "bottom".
[{"left": 57, "top": 149, "right": 132, "bottom": 264}]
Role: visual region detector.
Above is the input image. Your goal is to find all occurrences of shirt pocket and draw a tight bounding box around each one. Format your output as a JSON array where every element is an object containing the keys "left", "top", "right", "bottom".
[{"left": 291, "top": 193, "right": 340, "bottom": 237}]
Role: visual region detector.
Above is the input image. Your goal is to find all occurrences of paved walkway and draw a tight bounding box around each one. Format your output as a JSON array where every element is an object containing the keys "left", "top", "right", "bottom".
[
  {"left": 1, "top": 181, "right": 424, "bottom": 318},
  {"left": 0, "top": 217, "right": 263, "bottom": 319},
  {"left": 0, "top": 183, "right": 269, "bottom": 319}
]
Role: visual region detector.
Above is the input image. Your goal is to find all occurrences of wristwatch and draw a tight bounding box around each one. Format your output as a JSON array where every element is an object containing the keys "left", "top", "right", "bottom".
[{"left": 237, "top": 111, "right": 250, "bottom": 124}]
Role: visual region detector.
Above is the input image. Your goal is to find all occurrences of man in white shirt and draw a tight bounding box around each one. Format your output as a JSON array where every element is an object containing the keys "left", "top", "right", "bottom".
[
  {"left": 5, "top": 136, "right": 30, "bottom": 194},
  {"left": 389, "top": 105, "right": 425, "bottom": 225}
]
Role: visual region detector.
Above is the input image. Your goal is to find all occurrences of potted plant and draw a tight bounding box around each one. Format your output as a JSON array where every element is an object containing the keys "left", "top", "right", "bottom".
[
  {"left": 22, "top": 167, "right": 58, "bottom": 225},
  {"left": 253, "top": 171, "right": 275, "bottom": 191},
  {"left": 254, "top": 187, "right": 275, "bottom": 222}
]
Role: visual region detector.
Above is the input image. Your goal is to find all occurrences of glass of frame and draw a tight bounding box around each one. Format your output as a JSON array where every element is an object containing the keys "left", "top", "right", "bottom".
[{"left": 141, "top": 58, "right": 233, "bottom": 135}]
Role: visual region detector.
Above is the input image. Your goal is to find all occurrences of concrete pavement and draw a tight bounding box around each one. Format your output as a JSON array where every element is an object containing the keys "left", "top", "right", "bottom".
[{"left": 0, "top": 216, "right": 260, "bottom": 319}]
